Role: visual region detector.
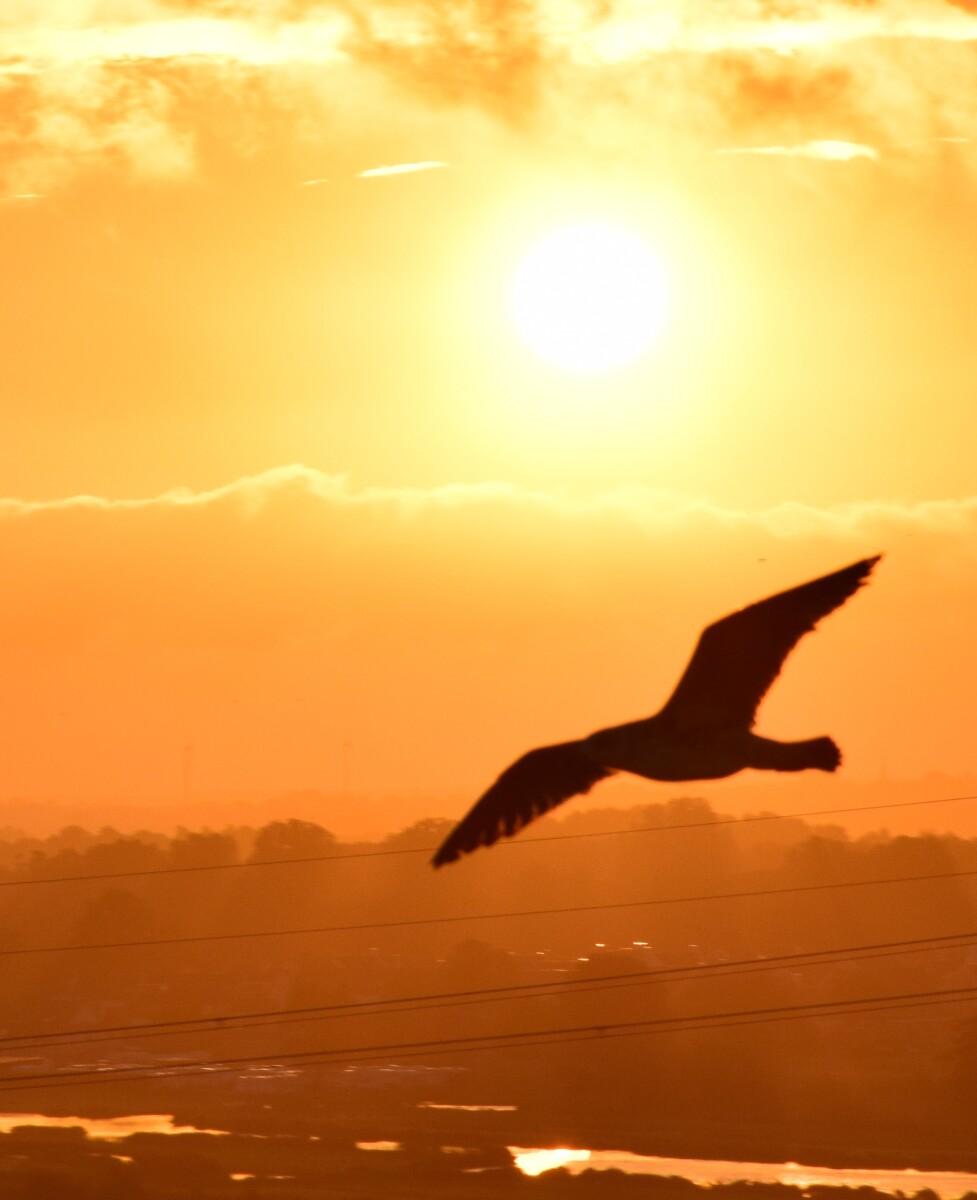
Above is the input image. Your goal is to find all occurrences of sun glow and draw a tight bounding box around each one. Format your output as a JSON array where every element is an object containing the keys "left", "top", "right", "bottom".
[
  {"left": 511, "top": 1147, "right": 592, "bottom": 1176},
  {"left": 510, "top": 222, "right": 669, "bottom": 373}
]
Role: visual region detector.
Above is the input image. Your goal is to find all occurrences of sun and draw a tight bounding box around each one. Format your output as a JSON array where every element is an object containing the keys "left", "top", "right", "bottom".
[{"left": 510, "top": 221, "right": 669, "bottom": 374}]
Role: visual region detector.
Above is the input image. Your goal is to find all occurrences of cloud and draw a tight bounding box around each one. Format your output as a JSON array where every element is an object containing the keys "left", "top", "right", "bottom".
[
  {"left": 0, "top": 60, "right": 196, "bottom": 193},
  {"left": 0, "top": 9, "right": 347, "bottom": 69},
  {"left": 717, "top": 138, "right": 878, "bottom": 160},
  {"left": 4, "top": 462, "right": 977, "bottom": 541},
  {"left": 338, "top": 0, "right": 548, "bottom": 119},
  {"left": 302, "top": 163, "right": 450, "bottom": 187},
  {"left": 5, "top": 5, "right": 977, "bottom": 76},
  {"left": 357, "top": 160, "right": 448, "bottom": 176},
  {"left": 0, "top": 462, "right": 913, "bottom": 699},
  {"left": 0, "top": 8, "right": 345, "bottom": 192},
  {"left": 2, "top": 2, "right": 977, "bottom": 193},
  {"left": 4, "top": 464, "right": 977, "bottom": 795}
]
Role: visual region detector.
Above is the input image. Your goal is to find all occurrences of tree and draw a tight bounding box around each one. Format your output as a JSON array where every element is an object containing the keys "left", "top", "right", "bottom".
[{"left": 248, "top": 820, "right": 336, "bottom": 863}]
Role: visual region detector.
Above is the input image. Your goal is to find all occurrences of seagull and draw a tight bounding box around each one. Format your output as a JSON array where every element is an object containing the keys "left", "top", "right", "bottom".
[{"left": 432, "top": 555, "right": 880, "bottom": 867}]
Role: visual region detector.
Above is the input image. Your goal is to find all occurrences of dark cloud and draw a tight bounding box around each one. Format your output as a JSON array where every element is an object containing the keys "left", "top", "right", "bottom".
[
  {"left": 724, "top": 56, "right": 854, "bottom": 132},
  {"left": 338, "top": 0, "right": 548, "bottom": 117},
  {"left": 0, "top": 59, "right": 197, "bottom": 194}
]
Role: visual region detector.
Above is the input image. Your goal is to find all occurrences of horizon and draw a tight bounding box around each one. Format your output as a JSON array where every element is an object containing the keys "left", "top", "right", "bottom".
[{"left": 4, "top": 771, "right": 977, "bottom": 843}]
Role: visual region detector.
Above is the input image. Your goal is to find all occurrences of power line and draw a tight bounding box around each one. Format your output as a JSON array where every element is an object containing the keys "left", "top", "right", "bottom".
[
  {"left": 337, "top": 986, "right": 977, "bottom": 1065},
  {"left": 1, "top": 791, "right": 974, "bottom": 889},
  {"left": 2, "top": 980, "right": 977, "bottom": 1095},
  {"left": 4, "top": 928, "right": 977, "bottom": 1055},
  {"left": 5, "top": 863, "right": 977, "bottom": 959}
]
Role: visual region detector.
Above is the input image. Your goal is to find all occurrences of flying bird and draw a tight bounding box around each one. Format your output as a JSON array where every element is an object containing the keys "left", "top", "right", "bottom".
[{"left": 432, "top": 555, "right": 880, "bottom": 868}]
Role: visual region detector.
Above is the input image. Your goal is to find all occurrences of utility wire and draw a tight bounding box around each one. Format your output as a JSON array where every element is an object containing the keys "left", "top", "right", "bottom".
[
  {"left": 1, "top": 791, "right": 974, "bottom": 889},
  {"left": 5, "top": 864, "right": 977, "bottom": 959},
  {"left": 3, "top": 928, "right": 977, "bottom": 1055},
  {"left": 325, "top": 986, "right": 977, "bottom": 1067},
  {"left": 2, "top": 980, "right": 976, "bottom": 1095}
]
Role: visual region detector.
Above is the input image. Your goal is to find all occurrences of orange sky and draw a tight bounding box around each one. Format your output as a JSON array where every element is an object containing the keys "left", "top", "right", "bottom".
[{"left": 2, "top": 2, "right": 977, "bottom": 826}]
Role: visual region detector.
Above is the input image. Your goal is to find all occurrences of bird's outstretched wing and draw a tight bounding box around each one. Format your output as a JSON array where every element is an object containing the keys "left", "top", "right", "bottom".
[
  {"left": 660, "top": 555, "right": 881, "bottom": 732},
  {"left": 431, "top": 742, "right": 613, "bottom": 867}
]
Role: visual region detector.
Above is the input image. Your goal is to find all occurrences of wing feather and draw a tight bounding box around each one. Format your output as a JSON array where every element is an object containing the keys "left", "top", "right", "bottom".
[
  {"left": 431, "top": 741, "right": 613, "bottom": 867},
  {"left": 660, "top": 555, "right": 880, "bottom": 731}
]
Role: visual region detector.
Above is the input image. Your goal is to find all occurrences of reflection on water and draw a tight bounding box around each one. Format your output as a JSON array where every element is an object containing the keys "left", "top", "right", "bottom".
[
  {"left": 510, "top": 1147, "right": 977, "bottom": 1198},
  {"left": 5, "top": 1111, "right": 977, "bottom": 1198},
  {"left": 418, "top": 1102, "right": 517, "bottom": 1113},
  {"left": 514, "top": 1148, "right": 592, "bottom": 1176},
  {"left": 0, "top": 1113, "right": 228, "bottom": 1140}
]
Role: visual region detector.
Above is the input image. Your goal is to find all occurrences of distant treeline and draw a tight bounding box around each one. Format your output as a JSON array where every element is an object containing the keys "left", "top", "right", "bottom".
[{"left": 1, "top": 798, "right": 977, "bottom": 1168}]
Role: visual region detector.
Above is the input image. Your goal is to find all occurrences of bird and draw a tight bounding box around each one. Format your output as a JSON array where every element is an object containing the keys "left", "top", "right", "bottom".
[{"left": 432, "top": 555, "right": 880, "bottom": 867}]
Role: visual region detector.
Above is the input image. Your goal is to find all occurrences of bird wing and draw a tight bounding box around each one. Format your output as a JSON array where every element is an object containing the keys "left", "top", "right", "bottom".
[
  {"left": 431, "top": 741, "right": 613, "bottom": 867},
  {"left": 659, "top": 555, "right": 880, "bottom": 732}
]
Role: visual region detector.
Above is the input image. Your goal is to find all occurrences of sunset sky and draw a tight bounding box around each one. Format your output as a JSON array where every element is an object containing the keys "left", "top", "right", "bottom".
[{"left": 3, "top": 1, "right": 977, "bottom": 827}]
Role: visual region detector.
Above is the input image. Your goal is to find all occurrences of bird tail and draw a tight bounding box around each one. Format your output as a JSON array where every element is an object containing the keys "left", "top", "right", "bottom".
[{"left": 748, "top": 735, "right": 841, "bottom": 774}]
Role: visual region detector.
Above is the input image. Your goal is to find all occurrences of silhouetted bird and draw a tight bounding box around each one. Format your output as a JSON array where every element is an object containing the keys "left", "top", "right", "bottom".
[{"left": 432, "top": 555, "right": 880, "bottom": 867}]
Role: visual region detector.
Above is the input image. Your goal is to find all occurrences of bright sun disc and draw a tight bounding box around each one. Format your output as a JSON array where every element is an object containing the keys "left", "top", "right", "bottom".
[{"left": 511, "top": 222, "right": 669, "bottom": 374}]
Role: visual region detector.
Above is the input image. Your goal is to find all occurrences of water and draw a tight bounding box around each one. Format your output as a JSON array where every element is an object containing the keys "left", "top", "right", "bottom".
[
  {"left": 510, "top": 1147, "right": 977, "bottom": 1197},
  {"left": 2, "top": 1112, "right": 976, "bottom": 1197},
  {"left": 0, "top": 1113, "right": 227, "bottom": 1139}
]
